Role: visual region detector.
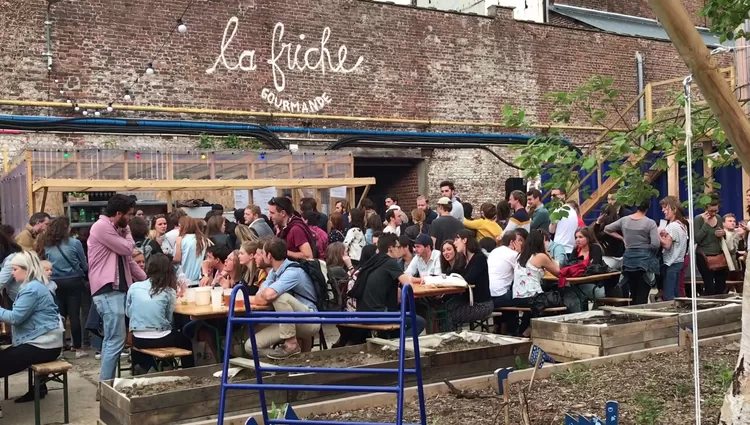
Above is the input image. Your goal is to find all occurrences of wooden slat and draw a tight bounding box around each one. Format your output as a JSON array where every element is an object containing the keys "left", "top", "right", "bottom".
[
  {"left": 31, "top": 360, "right": 72, "bottom": 375},
  {"left": 603, "top": 336, "right": 677, "bottom": 355},
  {"left": 600, "top": 325, "right": 677, "bottom": 349},
  {"left": 132, "top": 347, "right": 192, "bottom": 359},
  {"left": 533, "top": 338, "right": 602, "bottom": 359}
]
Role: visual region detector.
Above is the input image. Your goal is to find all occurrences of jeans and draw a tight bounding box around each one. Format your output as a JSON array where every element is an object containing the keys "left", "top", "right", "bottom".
[
  {"left": 695, "top": 252, "right": 728, "bottom": 295},
  {"left": 80, "top": 282, "right": 92, "bottom": 347},
  {"left": 625, "top": 271, "right": 650, "bottom": 305},
  {"left": 0, "top": 344, "right": 61, "bottom": 378},
  {"left": 56, "top": 277, "right": 85, "bottom": 348},
  {"left": 93, "top": 291, "right": 127, "bottom": 381},
  {"left": 661, "top": 262, "right": 684, "bottom": 301}
]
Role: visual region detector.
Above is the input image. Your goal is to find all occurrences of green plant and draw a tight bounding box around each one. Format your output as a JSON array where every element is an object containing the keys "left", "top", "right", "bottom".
[
  {"left": 634, "top": 393, "right": 664, "bottom": 425},
  {"left": 269, "top": 401, "right": 288, "bottom": 419},
  {"left": 221, "top": 134, "right": 262, "bottom": 150},
  {"left": 514, "top": 356, "right": 530, "bottom": 370},
  {"left": 553, "top": 366, "right": 591, "bottom": 386},
  {"left": 674, "top": 381, "right": 691, "bottom": 399},
  {"left": 102, "top": 139, "right": 118, "bottom": 148},
  {"left": 197, "top": 133, "right": 215, "bottom": 149}
]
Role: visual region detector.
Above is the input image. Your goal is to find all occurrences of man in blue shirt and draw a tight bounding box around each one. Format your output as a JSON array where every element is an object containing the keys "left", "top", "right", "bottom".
[{"left": 247, "top": 238, "right": 320, "bottom": 359}]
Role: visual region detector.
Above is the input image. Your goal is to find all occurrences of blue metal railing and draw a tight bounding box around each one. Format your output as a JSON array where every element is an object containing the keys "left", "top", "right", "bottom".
[{"left": 217, "top": 284, "right": 428, "bottom": 425}]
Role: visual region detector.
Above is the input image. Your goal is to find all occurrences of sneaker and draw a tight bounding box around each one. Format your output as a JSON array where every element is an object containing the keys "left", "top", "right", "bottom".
[
  {"left": 95, "top": 352, "right": 101, "bottom": 360},
  {"left": 75, "top": 350, "right": 89, "bottom": 359},
  {"left": 95, "top": 387, "right": 100, "bottom": 402},
  {"left": 266, "top": 344, "right": 301, "bottom": 360}
]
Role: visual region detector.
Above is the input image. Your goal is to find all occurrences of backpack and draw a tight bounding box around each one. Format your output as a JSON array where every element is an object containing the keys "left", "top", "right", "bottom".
[
  {"left": 283, "top": 217, "right": 320, "bottom": 260},
  {"left": 286, "top": 260, "right": 331, "bottom": 311},
  {"left": 326, "top": 265, "right": 350, "bottom": 311}
]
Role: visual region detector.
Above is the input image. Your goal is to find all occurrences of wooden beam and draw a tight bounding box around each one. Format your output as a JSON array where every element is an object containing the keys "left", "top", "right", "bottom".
[
  {"left": 166, "top": 191, "right": 173, "bottom": 213},
  {"left": 25, "top": 150, "right": 34, "bottom": 215},
  {"left": 703, "top": 140, "right": 713, "bottom": 193},
  {"left": 40, "top": 187, "right": 48, "bottom": 212},
  {"left": 32, "top": 177, "right": 378, "bottom": 193},
  {"left": 649, "top": 0, "right": 750, "bottom": 173},
  {"left": 667, "top": 144, "right": 679, "bottom": 198},
  {"left": 357, "top": 184, "right": 372, "bottom": 208},
  {"left": 743, "top": 168, "right": 750, "bottom": 219}
]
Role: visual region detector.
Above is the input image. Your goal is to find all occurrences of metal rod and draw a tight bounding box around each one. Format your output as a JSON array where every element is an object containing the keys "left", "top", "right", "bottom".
[
  {"left": 222, "top": 383, "right": 401, "bottom": 393},
  {"left": 255, "top": 366, "right": 417, "bottom": 374}
]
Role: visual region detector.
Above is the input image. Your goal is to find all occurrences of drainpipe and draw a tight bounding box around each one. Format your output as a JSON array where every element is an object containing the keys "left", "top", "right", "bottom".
[
  {"left": 635, "top": 52, "right": 645, "bottom": 147},
  {"left": 43, "top": 4, "right": 53, "bottom": 71}
]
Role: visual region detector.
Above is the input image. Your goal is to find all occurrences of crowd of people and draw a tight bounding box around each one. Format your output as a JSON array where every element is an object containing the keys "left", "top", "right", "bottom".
[{"left": 0, "top": 181, "right": 745, "bottom": 404}]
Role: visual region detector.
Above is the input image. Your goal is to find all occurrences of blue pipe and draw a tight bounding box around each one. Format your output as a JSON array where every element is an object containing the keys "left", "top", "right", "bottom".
[{"left": 0, "top": 114, "right": 573, "bottom": 145}]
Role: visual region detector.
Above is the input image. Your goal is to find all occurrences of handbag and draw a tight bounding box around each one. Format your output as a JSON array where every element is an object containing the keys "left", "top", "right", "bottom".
[
  {"left": 704, "top": 252, "right": 729, "bottom": 271},
  {"left": 55, "top": 246, "right": 89, "bottom": 284}
]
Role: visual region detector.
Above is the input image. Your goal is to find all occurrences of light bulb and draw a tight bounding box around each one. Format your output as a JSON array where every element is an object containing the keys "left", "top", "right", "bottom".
[
  {"left": 82, "top": 110, "right": 88, "bottom": 116},
  {"left": 106, "top": 103, "right": 113, "bottom": 112},
  {"left": 124, "top": 93, "right": 131, "bottom": 102},
  {"left": 59, "top": 89, "right": 64, "bottom": 95},
  {"left": 74, "top": 104, "right": 80, "bottom": 111},
  {"left": 177, "top": 19, "right": 187, "bottom": 33},
  {"left": 201, "top": 154, "right": 207, "bottom": 160},
  {"left": 260, "top": 152, "right": 266, "bottom": 160},
  {"left": 66, "top": 99, "right": 72, "bottom": 104},
  {"left": 63, "top": 151, "right": 69, "bottom": 159},
  {"left": 94, "top": 111, "right": 100, "bottom": 117},
  {"left": 146, "top": 63, "right": 154, "bottom": 75},
  {"left": 135, "top": 153, "right": 141, "bottom": 160}
]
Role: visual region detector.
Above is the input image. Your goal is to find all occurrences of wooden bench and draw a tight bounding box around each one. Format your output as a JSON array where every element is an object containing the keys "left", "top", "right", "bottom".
[
  {"left": 595, "top": 297, "right": 632, "bottom": 306},
  {"left": 29, "top": 360, "right": 72, "bottom": 425},
  {"left": 339, "top": 323, "right": 400, "bottom": 331},
  {"left": 693, "top": 280, "right": 743, "bottom": 292},
  {"left": 491, "top": 306, "right": 568, "bottom": 315},
  {"left": 131, "top": 347, "right": 193, "bottom": 373}
]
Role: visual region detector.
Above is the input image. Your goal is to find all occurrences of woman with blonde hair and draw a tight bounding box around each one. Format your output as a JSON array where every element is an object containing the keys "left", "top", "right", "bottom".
[
  {"left": 237, "top": 240, "right": 265, "bottom": 293},
  {"left": 235, "top": 224, "right": 259, "bottom": 247},
  {"left": 0, "top": 251, "right": 63, "bottom": 402},
  {"left": 219, "top": 249, "right": 251, "bottom": 289},
  {"left": 409, "top": 208, "right": 429, "bottom": 235},
  {"left": 173, "top": 217, "right": 209, "bottom": 287}
]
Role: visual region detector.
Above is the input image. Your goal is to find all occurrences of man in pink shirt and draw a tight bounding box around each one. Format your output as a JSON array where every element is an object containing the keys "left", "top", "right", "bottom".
[{"left": 88, "top": 194, "right": 146, "bottom": 390}]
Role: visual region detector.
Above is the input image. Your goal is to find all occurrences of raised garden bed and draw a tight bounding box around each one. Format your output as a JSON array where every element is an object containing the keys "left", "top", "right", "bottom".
[
  {"left": 531, "top": 310, "right": 679, "bottom": 361},
  {"left": 303, "top": 336, "right": 739, "bottom": 425},
  {"left": 622, "top": 297, "right": 742, "bottom": 340}
]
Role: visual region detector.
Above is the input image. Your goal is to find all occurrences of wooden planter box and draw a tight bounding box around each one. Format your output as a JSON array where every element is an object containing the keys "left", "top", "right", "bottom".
[
  {"left": 622, "top": 297, "right": 742, "bottom": 340},
  {"left": 381, "top": 331, "right": 531, "bottom": 380},
  {"left": 531, "top": 310, "right": 679, "bottom": 361},
  {"left": 99, "top": 343, "right": 429, "bottom": 425}
]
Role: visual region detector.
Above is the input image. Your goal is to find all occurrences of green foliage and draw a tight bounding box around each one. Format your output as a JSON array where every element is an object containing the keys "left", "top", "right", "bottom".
[
  {"left": 514, "top": 356, "right": 530, "bottom": 370},
  {"left": 222, "top": 134, "right": 263, "bottom": 150},
  {"left": 509, "top": 73, "right": 736, "bottom": 210},
  {"left": 634, "top": 393, "right": 664, "bottom": 425},
  {"left": 701, "top": 0, "right": 749, "bottom": 41},
  {"left": 553, "top": 366, "right": 592, "bottom": 386},
  {"left": 197, "top": 133, "right": 215, "bottom": 149}
]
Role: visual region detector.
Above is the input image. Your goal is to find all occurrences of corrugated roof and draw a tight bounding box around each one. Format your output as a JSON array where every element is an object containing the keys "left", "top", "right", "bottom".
[{"left": 550, "top": 3, "right": 731, "bottom": 47}]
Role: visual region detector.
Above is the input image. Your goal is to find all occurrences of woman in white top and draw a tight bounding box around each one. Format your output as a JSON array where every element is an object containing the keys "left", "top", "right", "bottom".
[
  {"left": 512, "top": 230, "right": 560, "bottom": 336},
  {"left": 658, "top": 196, "right": 688, "bottom": 300},
  {"left": 343, "top": 208, "right": 366, "bottom": 263},
  {"left": 173, "top": 217, "right": 209, "bottom": 287}
]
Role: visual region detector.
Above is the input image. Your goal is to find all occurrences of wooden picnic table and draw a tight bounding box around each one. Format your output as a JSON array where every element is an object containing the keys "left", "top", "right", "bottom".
[
  {"left": 174, "top": 301, "right": 272, "bottom": 320},
  {"left": 411, "top": 284, "right": 468, "bottom": 298},
  {"left": 543, "top": 271, "right": 621, "bottom": 285}
]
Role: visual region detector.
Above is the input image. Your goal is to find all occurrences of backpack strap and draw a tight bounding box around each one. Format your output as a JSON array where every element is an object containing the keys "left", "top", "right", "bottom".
[{"left": 280, "top": 262, "right": 318, "bottom": 306}]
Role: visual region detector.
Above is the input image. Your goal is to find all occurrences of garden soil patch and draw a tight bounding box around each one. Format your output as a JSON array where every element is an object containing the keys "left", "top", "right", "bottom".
[
  {"left": 655, "top": 303, "right": 727, "bottom": 313},
  {"left": 310, "top": 340, "right": 738, "bottom": 424},
  {"left": 266, "top": 351, "right": 396, "bottom": 368},
  {"left": 563, "top": 314, "right": 650, "bottom": 325},
  {"left": 433, "top": 339, "right": 498, "bottom": 352},
  {"left": 119, "top": 369, "right": 255, "bottom": 398}
]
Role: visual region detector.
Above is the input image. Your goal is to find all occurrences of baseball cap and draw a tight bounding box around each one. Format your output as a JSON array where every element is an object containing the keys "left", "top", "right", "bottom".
[
  {"left": 437, "top": 197, "right": 451, "bottom": 205},
  {"left": 414, "top": 233, "right": 433, "bottom": 248}
]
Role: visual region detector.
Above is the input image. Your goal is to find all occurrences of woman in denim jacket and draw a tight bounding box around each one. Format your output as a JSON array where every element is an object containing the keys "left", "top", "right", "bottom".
[
  {"left": 0, "top": 251, "right": 64, "bottom": 403},
  {"left": 126, "top": 253, "right": 194, "bottom": 374}
]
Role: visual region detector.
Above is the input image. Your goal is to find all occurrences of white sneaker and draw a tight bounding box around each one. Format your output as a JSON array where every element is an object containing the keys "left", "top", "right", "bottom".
[
  {"left": 75, "top": 350, "right": 89, "bottom": 359},
  {"left": 95, "top": 352, "right": 101, "bottom": 360}
]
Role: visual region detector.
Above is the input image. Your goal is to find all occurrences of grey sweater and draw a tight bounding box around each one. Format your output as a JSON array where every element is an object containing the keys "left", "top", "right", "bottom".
[{"left": 604, "top": 216, "right": 659, "bottom": 250}]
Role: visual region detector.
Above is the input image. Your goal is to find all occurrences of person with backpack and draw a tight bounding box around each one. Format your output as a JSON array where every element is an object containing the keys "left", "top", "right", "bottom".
[
  {"left": 245, "top": 238, "right": 320, "bottom": 360},
  {"left": 268, "top": 197, "right": 317, "bottom": 260}
]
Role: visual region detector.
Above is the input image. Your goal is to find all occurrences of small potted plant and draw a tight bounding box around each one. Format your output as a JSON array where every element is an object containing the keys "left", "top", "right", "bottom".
[{"left": 66, "top": 192, "right": 89, "bottom": 202}]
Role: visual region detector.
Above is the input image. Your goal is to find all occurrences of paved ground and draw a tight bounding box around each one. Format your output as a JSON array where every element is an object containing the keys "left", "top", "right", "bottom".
[{"left": 1, "top": 325, "right": 342, "bottom": 424}]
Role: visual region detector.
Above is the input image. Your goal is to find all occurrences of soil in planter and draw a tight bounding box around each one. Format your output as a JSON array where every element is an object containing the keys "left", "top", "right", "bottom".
[
  {"left": 432, "top": 339, "right": 498, "bottom": 352},
  {"left": 266, "top": 351, "right": 393, "bottom": 368},
  {"left": 119, "top": 369, "right": 255, "bottom": 398},
  {"left": 655, "top": 302, "right": 729, "bottom": 313},
  {"left": 562, "top": 314, "right": 651, "bottom": 325},
  {"left": 309, "top": 340, "right": 739, "bottom": 424}
]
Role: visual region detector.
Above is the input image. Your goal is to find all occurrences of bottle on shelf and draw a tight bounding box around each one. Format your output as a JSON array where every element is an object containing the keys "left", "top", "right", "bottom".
[
  {"left": 79, "top": 208, "right": 87, "bottom": 223},
  {"left": 71, "top": 209, "right": 79, "bottom": 222}
]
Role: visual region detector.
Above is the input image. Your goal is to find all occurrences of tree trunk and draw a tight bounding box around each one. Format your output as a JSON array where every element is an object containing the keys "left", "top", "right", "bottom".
[{"left": 646, "top": 1, "right": 750, "bottom": 423}]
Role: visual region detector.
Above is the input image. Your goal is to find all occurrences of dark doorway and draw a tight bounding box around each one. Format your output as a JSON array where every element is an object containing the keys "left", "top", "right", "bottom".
[{"left": 354, "top": 157, "right": 422, "bottom": 218}]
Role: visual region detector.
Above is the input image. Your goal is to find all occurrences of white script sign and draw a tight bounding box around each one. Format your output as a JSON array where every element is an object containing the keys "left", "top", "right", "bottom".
[{"left": 207, "top": 17, "right": 364, "bottom": 113}]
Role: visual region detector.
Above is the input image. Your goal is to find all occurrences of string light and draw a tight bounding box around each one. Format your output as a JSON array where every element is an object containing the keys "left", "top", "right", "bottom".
[
  {"left": 94, "top": 111, "right": 100, "bottom": 117},
  {"left": 177, "top": 19, "right": 187, "bottom": 34},
  {"left": 146, "top": 62, "right": 155, "bottom": 76},
  {"left": 260, "top": 152, "right": 266, "bottom": 160},
  {"left": 123, "top": 90, "right": 132, "bottom": 102},
  {"left": 201, "top": 154, "right": 207, "bottom": 160},
  {"left": 59, "top": 89, "right": 64, "bottom": 95},
  {"left": 74, "top": 103, "right": 80, "bottom": 111},
  {"left": 82, "top": 110, "right": 88, "bottom": 116},
  {"left": 135, "top": 152, "right": 141, "bottom": 160},
  {"left": 106, "top": 102, "right": 113, "bottom": 112},
  {"left": 66, "top": 98, "right": 72, "bottom": 104},
  {"left": 63, "top": 151, "right": 69, "bottom": 159}
]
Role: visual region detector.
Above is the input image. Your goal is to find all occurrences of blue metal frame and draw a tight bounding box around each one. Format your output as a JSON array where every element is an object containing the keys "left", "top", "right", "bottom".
[{"left": 217, "top": 284, "right": 428, "bottom": 425}]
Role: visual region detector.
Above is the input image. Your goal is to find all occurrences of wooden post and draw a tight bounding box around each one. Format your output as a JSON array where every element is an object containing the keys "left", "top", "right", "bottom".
[
  {"left": 743, "top": 169, "right": 750, "bottom": 219},
  {"left": 644, "top": 84, "right": 654, "bottom": 123},
  {"left": 2, "top": 143, "right": 8, "bottom": 175},
  {"left": 40, "top": 187, "right": 48, "bottom": 212},
  {"left": 75, "top": 151, "right": 82, "bottom": 179},
  {"left": 25, "top": 150, "right": 34, "bottom": 215},
  {"left": 667, "top": 144, "right": 679, "bottom": 198},
  {"left": 649, "top": 0, "right": 750, "bottom": 173},
  {"left": 209, "top": 154, "right": 216, "bottom": 180},
  {"left": 166, "top": 191, "right": 173, "bottom": 213},
  {"left": 123, "top": 151, "right": 129, "bottom": 180}
]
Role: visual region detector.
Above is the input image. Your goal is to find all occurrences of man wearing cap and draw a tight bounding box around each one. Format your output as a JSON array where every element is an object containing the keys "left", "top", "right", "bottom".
[
  {"left": 405, "top": 234, "right": 442, "bottom": 283},
  {"left": 430, "top": 197, "right": 465, "bottom": 249}
]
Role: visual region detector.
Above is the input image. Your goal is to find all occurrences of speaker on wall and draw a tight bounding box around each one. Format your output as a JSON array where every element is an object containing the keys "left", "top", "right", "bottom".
[{"left": 505, "top": 178, "right": 526, "bottom": 200}]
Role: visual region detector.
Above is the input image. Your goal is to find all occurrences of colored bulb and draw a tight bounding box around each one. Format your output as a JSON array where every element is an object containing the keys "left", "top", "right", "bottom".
[
  {"left": 63, "top": 152, "right": 69, "bottom": 159},
  {"left": 135, "top": 153, "right": 141, "bottom": 159},
  {"left": 201, "top": 154, "right": 207, "bottom": 160}
]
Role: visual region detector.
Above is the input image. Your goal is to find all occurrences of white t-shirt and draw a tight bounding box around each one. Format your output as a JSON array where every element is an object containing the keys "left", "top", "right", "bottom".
[
  {"left": 487, "top": 245, "right": 518, "bottom": 297},
  {"left": 553, "top": 206, "right": 578, "bottom": 254},
  {"left": 161, "top": 228, "right": 179, "bottom": 256},
  {"left": 383, "top": 224, "right": 401, "bottom": 236},
  {"left": 405, "top": 250, "right": 442, "bottom": 277}
]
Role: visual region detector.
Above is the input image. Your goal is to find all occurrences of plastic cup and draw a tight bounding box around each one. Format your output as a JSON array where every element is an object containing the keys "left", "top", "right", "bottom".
[
  {"left": 186, "top": 287, "right": 197, "bottom": 303},
  {"left": 211, "top": 288, "right": 223, "bottom": 309}
]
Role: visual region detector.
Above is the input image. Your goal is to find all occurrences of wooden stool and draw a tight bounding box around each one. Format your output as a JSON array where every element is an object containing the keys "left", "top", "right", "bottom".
[
  {"left": 132, "top": 347, "right": 192, "bottom": 372},
  {"left": 29, "top": 360, "right": 72, "bottom": 425},
  {"left": 468, "top": 316, "right": 492, "bottom": 332},
  {"left": 495, "top": 306, "right": 568, "bottom": 315}
]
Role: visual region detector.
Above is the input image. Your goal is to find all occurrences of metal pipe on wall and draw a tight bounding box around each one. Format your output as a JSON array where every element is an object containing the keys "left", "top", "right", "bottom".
[{"left": 636, "top": 52, "right": 645, "bottom": 121}]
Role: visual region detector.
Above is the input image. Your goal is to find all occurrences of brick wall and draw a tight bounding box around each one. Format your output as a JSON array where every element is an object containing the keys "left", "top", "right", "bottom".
[
  {"left": 383, "top": 164, "right": 421, "bottom": 213},
  {"left": 0, "top": 0, "right": 727, "bottom": 211}
]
